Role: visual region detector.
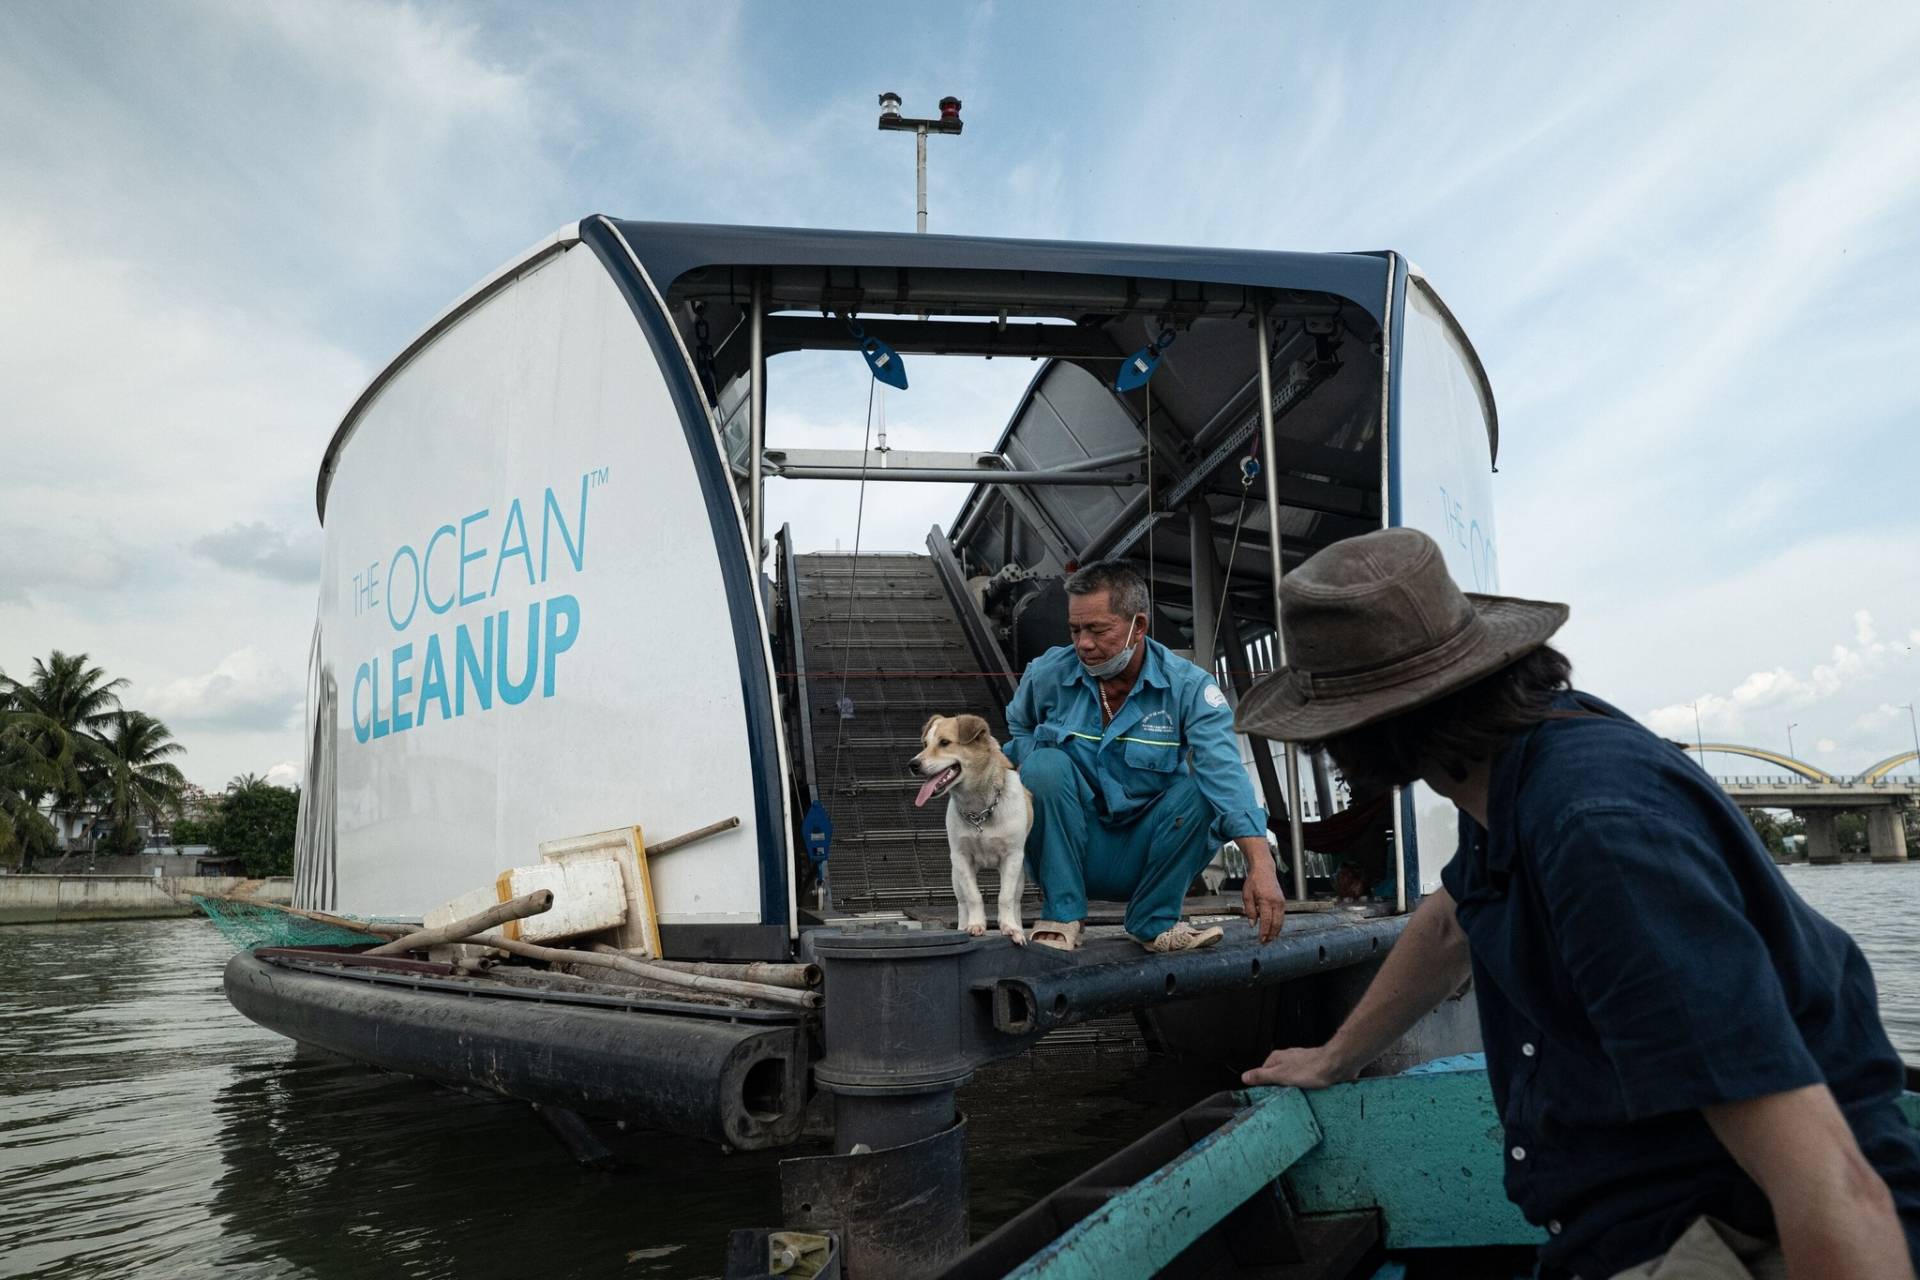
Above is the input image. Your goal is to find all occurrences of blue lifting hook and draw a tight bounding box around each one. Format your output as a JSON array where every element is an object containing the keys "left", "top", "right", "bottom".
[
  {"left": 1114, "top": 326, "right": 1178, "bottom": 394},
  {"left": 843, "top": 315, "right": 909, "bottom": 389}
]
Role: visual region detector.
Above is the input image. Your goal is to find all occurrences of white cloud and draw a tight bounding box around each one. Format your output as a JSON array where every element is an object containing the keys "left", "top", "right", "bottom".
[
  {"left": 192, "top": 522, "right": 322, "bottom": 587},
  {"left": 1854, "top": 610, "right": 1878, "bottom": 647},
  {"left": 141, "top": 648, "right": 301, "bottom": 733},
  {"left": 1854, "top": 704, "right": 1910, "bottom": 733},
  {"left": 263, "top": 760, "right": 302, "bottom": 788},
  {"left": 1642, "top": 596, "right": 1918, "bottom": 769}
]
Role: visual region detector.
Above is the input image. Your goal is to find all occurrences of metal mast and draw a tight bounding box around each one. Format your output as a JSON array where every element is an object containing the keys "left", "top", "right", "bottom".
[{"left": 877, "top": 93, "right": 964, "bottom": 233}]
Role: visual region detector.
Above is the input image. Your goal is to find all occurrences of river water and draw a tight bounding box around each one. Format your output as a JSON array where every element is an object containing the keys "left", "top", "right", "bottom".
[{"left": 1, "top": 862, "right": 1914, "bottom": 1279}]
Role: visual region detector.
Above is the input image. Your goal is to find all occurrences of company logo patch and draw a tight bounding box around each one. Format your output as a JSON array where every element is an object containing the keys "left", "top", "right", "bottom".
[
  {"left": 1141, "top": 710, "right": 1176, "bottom": 733},
  {"left": 1203, "top": 683, "right": 1228, "bottom": 708}
]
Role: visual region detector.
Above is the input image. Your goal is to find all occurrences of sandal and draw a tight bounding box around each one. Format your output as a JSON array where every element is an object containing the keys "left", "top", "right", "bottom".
[
  {"left": 1138, "top": 922, "right": 1224, "bottom": 953},
  {"left": 1030, "top": 919, "right": 1081, "bottom": 952}
]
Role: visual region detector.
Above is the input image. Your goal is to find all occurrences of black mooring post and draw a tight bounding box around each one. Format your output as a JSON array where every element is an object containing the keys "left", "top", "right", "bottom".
[{"left": 781, "top": 925, "right": 975, "bottom": 1277}]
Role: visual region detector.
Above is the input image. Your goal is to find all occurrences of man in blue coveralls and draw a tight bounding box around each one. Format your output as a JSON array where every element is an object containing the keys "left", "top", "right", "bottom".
[
  {"left": 1237, "top": 528, "right": 1919, "bottom": 1279},
  {"left": 1003, "top": 559, "right": 1289, "bottom": 953}
]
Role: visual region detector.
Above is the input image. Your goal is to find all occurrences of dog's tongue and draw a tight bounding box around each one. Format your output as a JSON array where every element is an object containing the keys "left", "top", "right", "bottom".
[{"left": 914, "top": 767, "right": 958, "bottom": 809}]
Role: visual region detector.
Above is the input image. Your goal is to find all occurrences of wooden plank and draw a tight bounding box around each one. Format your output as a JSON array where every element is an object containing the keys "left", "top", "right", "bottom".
[
  {"left": 1006, "top": 1088, "right": 1323, "bottom": 1280},
  {"left": 1286, "top": 1067, "right": 1543, "bottom": 1250}
]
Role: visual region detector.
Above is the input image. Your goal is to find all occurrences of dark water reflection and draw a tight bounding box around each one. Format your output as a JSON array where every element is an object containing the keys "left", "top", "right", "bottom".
[
  {"left": 0, "top": 919, "right": 1197, "bottom": 1279},
  {"left": 1, "top": 866, "right": 1910, "bottom": 1279}
]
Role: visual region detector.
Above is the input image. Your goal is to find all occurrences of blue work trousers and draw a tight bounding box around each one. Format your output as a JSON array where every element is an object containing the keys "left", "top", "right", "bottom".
[{"left": 1018, "top": 746, "right": 1217, "bottom": 941}]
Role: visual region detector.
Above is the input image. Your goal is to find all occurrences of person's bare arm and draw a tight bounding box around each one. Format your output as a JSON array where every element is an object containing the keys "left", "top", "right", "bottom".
[
  {"left": 1242, "top": 887, "right": 1470, "bottom": 1087},
  {"left": 1702, "top": 1085, "right": 1914, "bottom": 1279}
]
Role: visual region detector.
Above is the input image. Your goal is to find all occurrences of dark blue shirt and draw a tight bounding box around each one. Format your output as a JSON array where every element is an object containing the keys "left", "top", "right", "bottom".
[{"left": 1440, "top": 692, "right": 1920, "bottom": 1279}]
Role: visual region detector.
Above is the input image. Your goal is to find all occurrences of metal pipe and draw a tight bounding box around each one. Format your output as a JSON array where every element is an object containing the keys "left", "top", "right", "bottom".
[
  {"left": 769, "top": 466, "right": 1140, "bottom": 485},
  {"left": 1057, "top": 447, "right": 1149, "bottom": 473},
  {"left": 991, "top": 915, "right": 1407, "bottom": 1035},
  {"left": 749, "top": 274, "right": 767, "bottom": 564},
  {"left": 1186, "top": 499, "right": 1218, "bottom": 666},
  {"left": 1380, "top": 254, "right": 1406, "bottom": 915},
  {"left": 1256, "top": 300, "right": 1308, "bottom": 902},
  {"left": 915, "top": 126, "right": 928, "bottom": 234}
]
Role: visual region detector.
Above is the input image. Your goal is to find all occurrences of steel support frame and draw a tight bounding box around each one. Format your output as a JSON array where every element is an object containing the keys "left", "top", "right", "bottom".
[
  {"left": 1255, "top": 301, "right": 1308, "bottom": 899},
  {"left": 769, "top": 465, "right": 1139, "bottom": 486}
]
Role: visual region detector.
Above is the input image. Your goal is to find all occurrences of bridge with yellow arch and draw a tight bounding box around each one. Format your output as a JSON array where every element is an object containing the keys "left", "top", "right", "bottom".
[{"left": 1682, "top": 743, "right": 1917, "bottom": 863}]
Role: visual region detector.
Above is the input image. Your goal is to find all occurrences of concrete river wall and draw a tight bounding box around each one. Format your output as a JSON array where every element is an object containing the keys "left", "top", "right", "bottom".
[{"left": 0, "top": 875, "right": 293, "bottom": 924}]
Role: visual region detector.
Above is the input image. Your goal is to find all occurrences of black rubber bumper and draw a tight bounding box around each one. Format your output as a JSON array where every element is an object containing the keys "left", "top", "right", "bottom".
[{"left": 224, "top": 951, "right": 812, "bottom": 1149}]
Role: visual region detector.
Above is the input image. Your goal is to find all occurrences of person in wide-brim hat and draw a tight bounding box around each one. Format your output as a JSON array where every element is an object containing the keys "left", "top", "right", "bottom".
[{"left": 1234, "top": 527, "right": 1920, "bottom": 1280}]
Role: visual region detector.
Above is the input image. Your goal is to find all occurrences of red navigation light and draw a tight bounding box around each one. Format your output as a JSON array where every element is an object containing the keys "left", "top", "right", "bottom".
[{"left": 938, "top": 96, "right": 962, "bottom": 122}]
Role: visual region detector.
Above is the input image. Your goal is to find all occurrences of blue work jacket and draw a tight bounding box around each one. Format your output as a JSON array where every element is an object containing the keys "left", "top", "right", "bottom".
[
  {"left": 1003, "top": 637, "right": 1266, "bottom": 844},
  {"left": 1442, "top": 691, "right": 1920, "bottom": 1279}
]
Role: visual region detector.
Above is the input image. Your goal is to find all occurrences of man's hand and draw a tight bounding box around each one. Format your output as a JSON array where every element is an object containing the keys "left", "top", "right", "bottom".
[
  {"left": 1242, "top": 1044, "right": 1351, "bottom": 1089},
  {"left": 1239, "top": 891, "right": 1471, "bottom": 1093},
  {"left": 1236, "top": 836, "right": 1286, "bottom": 942}
]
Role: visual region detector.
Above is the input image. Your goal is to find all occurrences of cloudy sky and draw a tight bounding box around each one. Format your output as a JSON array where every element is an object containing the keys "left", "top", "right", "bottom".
[{"left": 2, "top": 0, "right": 1917, "bottom": 789}]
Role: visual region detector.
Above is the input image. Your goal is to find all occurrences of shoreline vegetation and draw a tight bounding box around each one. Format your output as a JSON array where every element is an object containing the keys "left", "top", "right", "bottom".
[{"left": 0, "top": 650, "right": 296, "bottom": 876}]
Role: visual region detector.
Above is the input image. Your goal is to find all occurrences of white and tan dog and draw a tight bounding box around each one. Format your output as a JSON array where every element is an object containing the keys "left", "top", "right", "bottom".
[{"left": 910, "top": 714, "right": 1033, "bottom": 944}]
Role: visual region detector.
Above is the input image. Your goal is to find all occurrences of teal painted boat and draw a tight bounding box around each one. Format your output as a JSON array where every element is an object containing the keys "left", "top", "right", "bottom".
[{"left": 935, "top": 1056, "right": 1920, "bottom": 1280}]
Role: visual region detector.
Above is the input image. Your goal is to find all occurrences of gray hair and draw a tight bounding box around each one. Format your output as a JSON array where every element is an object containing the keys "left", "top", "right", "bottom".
[{"left": 1064, "top": 559, "right": 1150, "bottom": 621}]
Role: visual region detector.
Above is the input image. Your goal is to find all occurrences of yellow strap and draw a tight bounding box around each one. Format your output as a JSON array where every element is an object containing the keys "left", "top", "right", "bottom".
[{"left": 495, "top": 870, "right": 519, "bottom": 942}]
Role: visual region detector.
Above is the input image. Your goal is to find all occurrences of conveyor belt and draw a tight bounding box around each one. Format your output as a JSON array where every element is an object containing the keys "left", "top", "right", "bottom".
[{"left": 794, "top": 552, "right": 1030, "bottom": 913}]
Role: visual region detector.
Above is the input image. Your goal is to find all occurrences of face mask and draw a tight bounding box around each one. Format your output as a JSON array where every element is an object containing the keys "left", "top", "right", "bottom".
[{"left": 1080, "top": 619, "right": 1139, "bottom": 680}]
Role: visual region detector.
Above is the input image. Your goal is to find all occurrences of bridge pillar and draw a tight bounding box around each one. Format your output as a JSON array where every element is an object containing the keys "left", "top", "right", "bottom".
[
  {"left": 1866, "top": 807, "right": 1909, "bottom": 863},
  {"left": 1801, "top": 810, "right": 1841, "bottom": 865}
]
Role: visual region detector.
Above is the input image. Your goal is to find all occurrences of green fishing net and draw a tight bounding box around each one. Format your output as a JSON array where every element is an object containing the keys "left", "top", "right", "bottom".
[{"left": 192, "top": 896, "right": 407, "bottom": 951}]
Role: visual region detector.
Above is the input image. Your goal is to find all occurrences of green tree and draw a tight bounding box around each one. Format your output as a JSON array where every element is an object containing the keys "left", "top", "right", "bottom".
[
  {"left": 95, "top": 711, "right": 188, "bottom": 857},
  {"left": 169, "top": 817, "right": 210, "bottom": 846},
  {"left": 1747, "top": 810, "right": 1789, "bottom": 857},
  {"left": 0, "top": 698, "right": 72, "bottom": 869},
  {"left": 208, "top": 782, "right": 299, "bottom": 876},
  {"left": 4, "top": 651, "right": 126, "bottom": 852}
]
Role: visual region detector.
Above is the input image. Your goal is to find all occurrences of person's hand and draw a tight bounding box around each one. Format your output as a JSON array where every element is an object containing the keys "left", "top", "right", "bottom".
[
  {"left": 1242, "top": 1044, "right": 1348, "bottom": 1089},
  {"left": 1241, "top": 858, "right": 1287, "bottom": 943}
]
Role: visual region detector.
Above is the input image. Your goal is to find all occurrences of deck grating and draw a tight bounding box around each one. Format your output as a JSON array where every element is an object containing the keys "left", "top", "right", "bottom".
[{"left": 794, "top": 552, "right": 1031, "bottom": 914}]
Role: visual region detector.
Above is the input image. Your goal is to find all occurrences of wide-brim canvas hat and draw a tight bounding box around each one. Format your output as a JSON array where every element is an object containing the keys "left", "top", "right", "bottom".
[{"left": 1235, "top": 527, "right": 1569, "bottom": 743}]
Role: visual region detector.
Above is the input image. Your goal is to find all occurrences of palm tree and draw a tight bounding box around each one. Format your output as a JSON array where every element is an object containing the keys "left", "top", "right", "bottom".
[
  {"left": 0, "top": 685, "right": 72, "bottom": 868},
  {"left": 95, "top": 711, "right": 187, "bottom": 857},
  {"left": 226, "top": 772, "right": 269, "bottom": 797},
  {"left": 3, "top": 652, "right": 126, "bottom": 851}
]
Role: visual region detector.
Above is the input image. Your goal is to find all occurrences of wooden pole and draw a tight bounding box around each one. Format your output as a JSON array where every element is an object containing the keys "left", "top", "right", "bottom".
[
  {"left": 647, "top": 816, "right": 741, "bottom": 857},
  {"left": 635, "top": 956, "right": 822, "bottom": 989},
  {"left": 365, "top": 890, "right": 554, "bottom": 957},
  {"left": 454, "top": 937, "right": 817, "bottom": 1009}
]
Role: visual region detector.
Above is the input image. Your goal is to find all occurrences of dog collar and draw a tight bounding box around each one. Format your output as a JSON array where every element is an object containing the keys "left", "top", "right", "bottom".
[{"left": 959, "top": 782, "right": 1004, "bottom": 829}]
